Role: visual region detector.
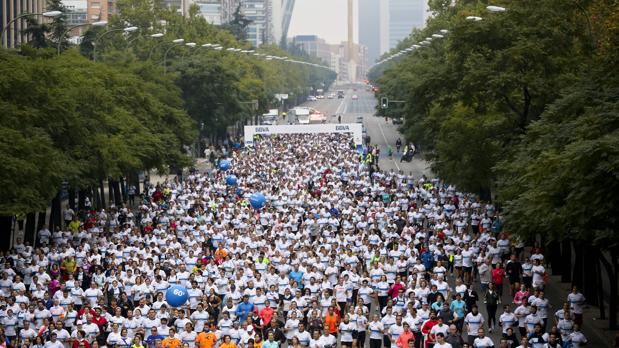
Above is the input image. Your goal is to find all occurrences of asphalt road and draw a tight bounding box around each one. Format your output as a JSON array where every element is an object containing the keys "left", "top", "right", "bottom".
[{"left": 298, "top": 84, "right": 432, "bottom": 179}]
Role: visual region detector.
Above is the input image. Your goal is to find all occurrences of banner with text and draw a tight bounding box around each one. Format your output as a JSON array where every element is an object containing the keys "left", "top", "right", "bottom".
[{"left": 244, "top": 123, "right": 363, "bottom": 146}]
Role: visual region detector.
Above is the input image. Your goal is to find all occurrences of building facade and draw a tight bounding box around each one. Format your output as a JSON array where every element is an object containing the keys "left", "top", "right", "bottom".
[
  {"left": 190, "top": 0, "right": 294, "bottom": 47},
  {"left": 388, "top": 0, "right": 425, "bottom": 49},
  {"left": 1, "top": 0, "right": 47, "bottom": 48},
  {"left": 358, "top": 0, "right": 425, "bottom": 64},
  {"left": 292, "top": 35, "right": 367, "bottom": 83}
]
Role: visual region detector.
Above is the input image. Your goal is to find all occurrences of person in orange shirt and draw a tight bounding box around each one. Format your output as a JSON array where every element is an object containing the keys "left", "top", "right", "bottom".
[
  {"left": 324, "top": 306, "right": 339, "bottom": 336},
  {"left": 396, "top": 322, "right": 415, "bottom": 348},
  {"left": 215, "top": 246, "right": 228, "bottom": 264},
  {"left": 219, "top": 335, "right": 237, "bottom": 348},
  {"left": 162, "top": 329, "right": 182, "bottom": 348},
  {"left": 195, "top": 325, "right": 217, "bottom": 348}
]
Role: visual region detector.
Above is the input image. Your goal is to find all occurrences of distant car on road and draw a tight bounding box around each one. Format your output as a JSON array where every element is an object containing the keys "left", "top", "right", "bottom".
[
  {"left": 327, "top": 93, "right": 335, "bottom": 99},
  {"left": 308, "top": 96, "right": 317, "bottom": 101},
  {"left": 316, "top": 95, "right": 324, "bottom": 99},
  {"left": 352, "top": 95, "right": 358, "bottom": 100},
  {"left": 356, "top": 115, "right": 363, "bottom": 123},
  {"left": 393, "top": 117, "right": 404, "bottom": 125}
]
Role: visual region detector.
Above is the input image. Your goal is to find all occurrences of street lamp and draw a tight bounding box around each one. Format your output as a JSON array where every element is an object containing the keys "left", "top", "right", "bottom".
[
  {"left": 486, "top": 5, "right": 507, "bottom": 12},
  {"left": 1, "top": 10, "right": 62, "bottom": 48},
  {"left": 57, "top": 20, "right": 107, "bottom": 55},
  {"left": 93, "top": 26, "right": 139, "bottom": 61},
  {"left": 162, "top": 38, "right": 184, "bottom": 74}
]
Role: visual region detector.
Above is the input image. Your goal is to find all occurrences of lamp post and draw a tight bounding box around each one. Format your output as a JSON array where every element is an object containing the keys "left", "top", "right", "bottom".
[
  {"left": 1, "top": 10, "right": 62, "bottom": 48},
  {"left": 162, "top": 38, "right": 184, "bottom": 74},
  {"left": 92, "top": 26, "right": 138, "bottom": 61},
  {"left": 57, "top": 20, "right": 107, "bottom": 55}
]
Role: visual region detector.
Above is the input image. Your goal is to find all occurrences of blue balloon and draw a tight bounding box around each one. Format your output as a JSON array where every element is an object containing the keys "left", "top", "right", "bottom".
[
  {"left": 165, "top": 285, "right": 189, "bottom": 308},
  {"left": 226, "top": 175, "right": 238, "bottom": 186},
  {"left": 219, "top": 159, "right": 231, "bottom": 171},
  {"left": 249, "top": 192, "right": 266, "bottom": 209},
  {"left": 236, "top": 188, "right": 243, "bottom": 196}
]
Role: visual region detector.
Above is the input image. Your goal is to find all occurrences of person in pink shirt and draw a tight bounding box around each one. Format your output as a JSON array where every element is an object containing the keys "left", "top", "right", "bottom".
[
  {"left": 396, "top": 323, "right": 415, "bottom": 348},
  {"left": 388, "top": 276, "right": 404, "bottom": 299},
  {"left": 513, "top": 284, "right": 530, "bottom": 306}
]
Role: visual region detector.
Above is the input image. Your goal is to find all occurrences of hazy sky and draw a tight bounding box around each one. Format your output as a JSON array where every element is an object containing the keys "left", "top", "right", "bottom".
[{"left": 288, "top": 0, "right": 359, "bottom": 44}]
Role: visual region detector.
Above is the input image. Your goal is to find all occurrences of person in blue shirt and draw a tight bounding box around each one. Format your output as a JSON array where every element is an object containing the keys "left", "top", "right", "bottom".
[
  {"left": 235, "top": 295, "right": 255, "bottom": 324},
  {"left": 289, "top": 265, "right": 304, "bottom": 290},
  {"left": 450, "top": 293, "right": 467, "bottom": 331},
  {"left": 421, "top": 249, "right": 434, "bottom": 271},
  {"left": 145, "top": 327, "right": 165, "bottom": 348}
]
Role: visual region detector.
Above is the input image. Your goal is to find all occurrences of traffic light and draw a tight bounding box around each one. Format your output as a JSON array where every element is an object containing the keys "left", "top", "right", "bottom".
[{"left": 381, "top": 97, "right": 389, "bottom": 109}]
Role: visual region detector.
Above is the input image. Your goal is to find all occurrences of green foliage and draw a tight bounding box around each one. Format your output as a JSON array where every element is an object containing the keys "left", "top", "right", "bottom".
[
  {"left": 219, "top": 4, "right": 252, "bottom": 42},
  {"left": 0, "top": 51, "right": 195, "bottom": 215},
  {"left": 21, "top": 15, "right": 51, "bottom": 48},
  {"left": 370, "top": 0, "right": 619, "bottom": 246},
  {"left": 2, "top": 0, "right": 334, "bottom": 216}
]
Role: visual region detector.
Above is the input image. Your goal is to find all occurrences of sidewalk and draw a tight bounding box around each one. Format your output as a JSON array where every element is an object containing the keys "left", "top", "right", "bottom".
[{"left": 544, "top": 273, "right": 617, "bottom": 347}]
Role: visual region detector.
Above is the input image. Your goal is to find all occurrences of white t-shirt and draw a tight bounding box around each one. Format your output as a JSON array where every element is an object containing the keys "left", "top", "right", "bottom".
[
  {"left": 567, "top": 293, "right": 586, "bottom": 314},
  {"left": 317, "top": 334, "right": 336, "bottom": 348},
  {"left": 368, "top": 321, "right": 384, "bottom": 340},
  {"left": 339, "top": 322, "right": 355, "bottom": 342},
  {"left": 464, "top": 313, "right": 484, "bottom": 336},
  {"left": 433, "top": 343, "right": 453, "bottom": 348},
  {"left": 473, "top": 336, "right": 494, "bottom": 347}
]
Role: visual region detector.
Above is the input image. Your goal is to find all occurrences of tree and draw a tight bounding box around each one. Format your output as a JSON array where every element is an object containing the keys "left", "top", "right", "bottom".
[
  {"left": 219, "top": 4, "right": 252, "bottom": 42},
  {"left": 21, "top": 15, "right": 50, "bottom": 48}
]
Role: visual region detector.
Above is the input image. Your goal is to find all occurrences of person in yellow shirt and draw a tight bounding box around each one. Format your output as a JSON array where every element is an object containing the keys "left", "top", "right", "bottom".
[
  {"left": 162, "top": 329, "right": 182, "bottom": 348},
  {"left": 68, "top": 218, "right": 81, "bottom": 233}
]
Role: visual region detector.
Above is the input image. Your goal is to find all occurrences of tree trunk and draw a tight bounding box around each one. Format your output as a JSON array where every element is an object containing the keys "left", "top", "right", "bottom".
[
  {"left": 549, "top": 240, "right": 562, "bottom": 276},
  {"left": 78, "top": 188, "right": 87, "bottom": 210},
  {"left": 120, "top": 176, "right": 127, "bottom": 203},
  {"left": 50, "top": 192, "right": 62, "bottom": 231},
  {"left": 93, "top": 185, "right": 102, "bottom": 211},
  {"left": 99, "top": 179, "right": 106, "bottom": 209},
  {"left": 111, "top": 178, "right": 122, "bottom": 206},
  {"left": 68, "top": 187, "right": 76, "bottom": 210},
  {"left": 34, "top": 211, "right": 46, "bottom": 248},
  {"left": 108, "top": 178, "right": 114, "bottom": 206},
  {"left": 599, "top": 249, "right": 618, "bottom": 329},
  {"left": 0, "top": 216, "right": 13, "bottom": 250},
  {"left": 24, "top": 212, "right": 36, "bottom": 245},
  {"left": 583, "top": 244, "right": 597, "bottom": 306},
  {"left": 572, "top": 241, "right": 584, "bottom": 289},
  {"left": 596, "top": 255, "right": 605, "bottom": 318},
  {"left": 561, "top": 239, "right": 572, "bottom": 282}
]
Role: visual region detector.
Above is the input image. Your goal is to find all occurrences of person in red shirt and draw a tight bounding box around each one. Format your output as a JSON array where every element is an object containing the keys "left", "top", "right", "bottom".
[
  {"left": 492, "top": 262, "right": 506, "bottom": 298},
  {"left": 91, "top": 308, "right": 108, "bottom": 333},
  {"left": 259, "top": 304, "right": 275, "bottom": 329},
  {"left": 420, "top": 311, "right": 439, "bottom": 348},
  {"left": 77, "top": 304, "right": 96, "bottom": 319},
  {"left": 71, "top": 330, "right": 91, "bottom": 348}
]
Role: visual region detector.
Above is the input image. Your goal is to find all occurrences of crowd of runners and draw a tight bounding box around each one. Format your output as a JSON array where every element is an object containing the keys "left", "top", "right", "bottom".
[{"left": 3, "top": 134, "right": 590, "bottom": 348}]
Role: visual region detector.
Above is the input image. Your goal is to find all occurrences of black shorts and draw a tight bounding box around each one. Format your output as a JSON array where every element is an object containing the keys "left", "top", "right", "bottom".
[
  {"left": 342, "top": 341, "right": 353, "bottom": 348},
  {"left": 463, "top": 266, "right": 472, "bottom": 273}
]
